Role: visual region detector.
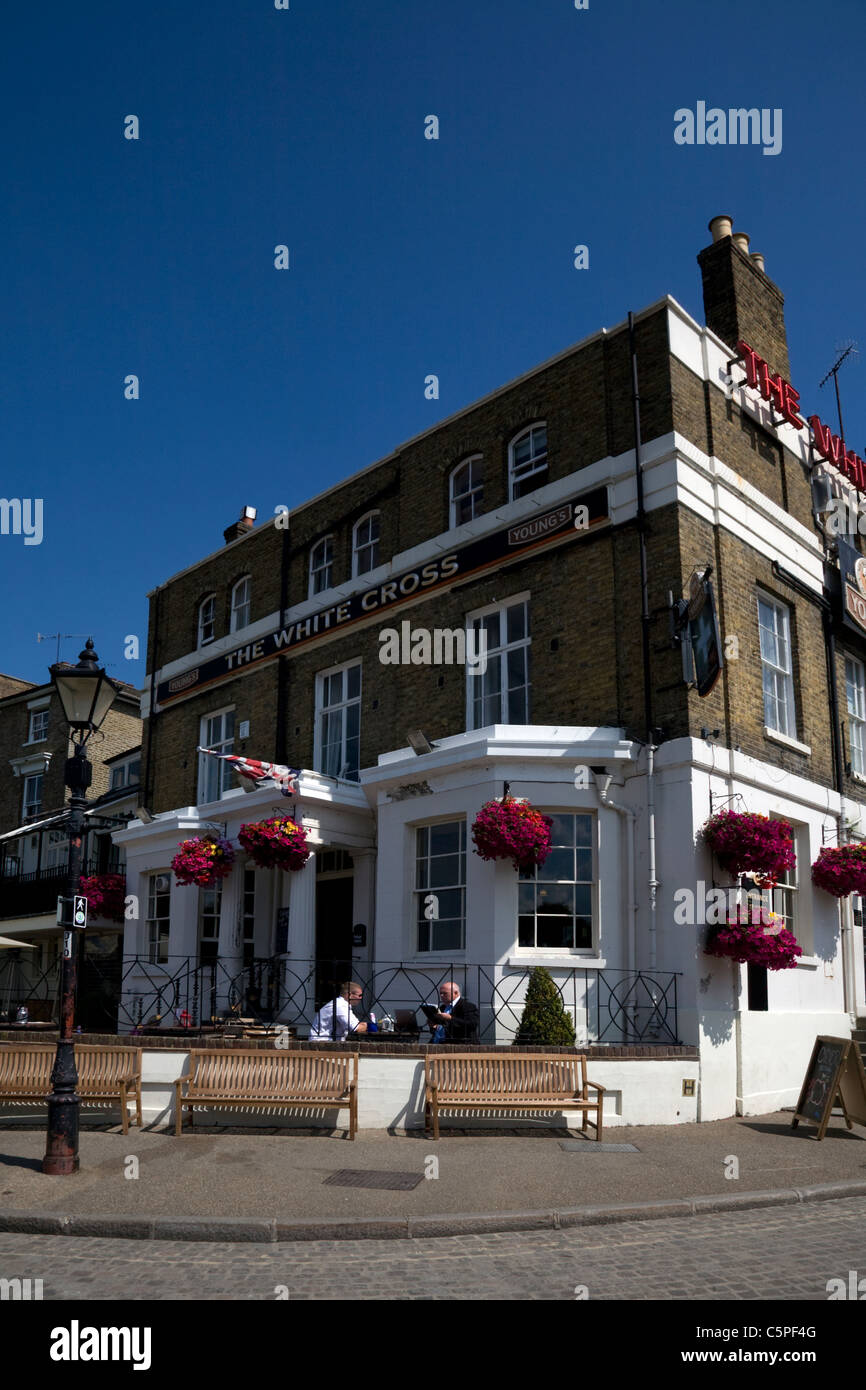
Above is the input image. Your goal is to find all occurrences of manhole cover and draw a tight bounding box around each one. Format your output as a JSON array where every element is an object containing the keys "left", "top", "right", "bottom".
[
  {"left": 323, "top": 1169, "right": 424, "bottom": 1191},
  {"left": 559, "top": 1141, "right": 640, "bottom": 1153}
]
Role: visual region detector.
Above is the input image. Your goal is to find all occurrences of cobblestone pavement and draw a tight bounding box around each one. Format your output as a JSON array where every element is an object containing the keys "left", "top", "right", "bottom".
[{"left": 0, "top": 1196, "right": 864, "bottom": 1301}]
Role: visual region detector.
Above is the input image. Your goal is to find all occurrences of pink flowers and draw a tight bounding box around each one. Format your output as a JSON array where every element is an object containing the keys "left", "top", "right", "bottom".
[
  {"left": 171, "top": 836, "right": 236, "bottom": 887},
  {"left": 238, "top": 816, "right": 310, "bottom": 872},
  {"left": 78, "top": 873, "right": 126, "bottom": 924},
  {"left": 705, "top": 913, "right": 803, "bottom": 970},
  {"left": 811, "top": 843, "right": 866, "bottom": 897},
  {"left": 472, "top": 797, "right": 552, "bottom": 871},
  {"left": 702, "top": 810, "right": 795, "bottom": 879}
]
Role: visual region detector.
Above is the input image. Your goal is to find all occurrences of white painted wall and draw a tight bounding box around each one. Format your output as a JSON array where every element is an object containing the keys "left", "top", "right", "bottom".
[{"left": 136, "top": 1050, "right": 697, "bottom": 1130}]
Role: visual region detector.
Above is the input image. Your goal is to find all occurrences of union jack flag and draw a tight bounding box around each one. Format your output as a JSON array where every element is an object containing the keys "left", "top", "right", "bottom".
[{"left": 196, "top": 748, "right": 301, "bottom": 797}]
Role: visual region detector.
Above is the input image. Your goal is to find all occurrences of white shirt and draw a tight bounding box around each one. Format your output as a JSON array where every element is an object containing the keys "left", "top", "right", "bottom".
[{"left": 309, "top": 995, "right": 361, "bottom": 1042}]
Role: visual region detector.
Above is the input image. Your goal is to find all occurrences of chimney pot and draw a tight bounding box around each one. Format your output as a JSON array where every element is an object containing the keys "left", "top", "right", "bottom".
[
  {"left": 750, "top": 251, "right": 766, "bottom": 274},
  {"left": 731, "top": 231, "right": 751, "bottom": 255},
  {"left": 708, "top": 214, "right": 734, "bottom": 242},
  {"left": 223, "top": 507, "right": 257, "bottom": 546}
]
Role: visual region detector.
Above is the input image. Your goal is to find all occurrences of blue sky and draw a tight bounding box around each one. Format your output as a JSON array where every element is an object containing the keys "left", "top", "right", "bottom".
[{"left": 2, "top": 0, "right": 864, "bottom": 687}]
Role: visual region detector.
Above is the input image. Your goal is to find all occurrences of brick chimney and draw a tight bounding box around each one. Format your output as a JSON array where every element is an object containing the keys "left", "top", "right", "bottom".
[
  {"left": 697, "top": 215, "right": 791, "bottom": 381},
  {"left": 223, "top": 505, "right": 257, "bottom": 545}
]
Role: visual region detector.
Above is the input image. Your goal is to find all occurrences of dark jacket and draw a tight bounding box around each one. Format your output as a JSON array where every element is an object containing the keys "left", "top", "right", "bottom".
[{"left": 441, "top": 996, "right": 479, "bottom": 1043}]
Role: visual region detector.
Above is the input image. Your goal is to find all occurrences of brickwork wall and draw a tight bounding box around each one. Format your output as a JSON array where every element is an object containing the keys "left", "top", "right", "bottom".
[
  {"left": 0, "top": 688, "right": 142, "bottom": 832},
  {"left": 147, "top": 665, "right": 280, "bottom": 813},
  {"left": 674, "top": 506, "right": 837, "bottom": 790},
  {"left": 670, "top": 357, "right": 815, "bottom": 530}
]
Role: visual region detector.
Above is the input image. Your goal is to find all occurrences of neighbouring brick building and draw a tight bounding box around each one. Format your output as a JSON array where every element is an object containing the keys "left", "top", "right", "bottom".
[
  {"left": 0, "top": 664, "right": 142, "bottom": 1029},
  {"left": 114, "top": 215, "right": 866, "bottom": 1121}
]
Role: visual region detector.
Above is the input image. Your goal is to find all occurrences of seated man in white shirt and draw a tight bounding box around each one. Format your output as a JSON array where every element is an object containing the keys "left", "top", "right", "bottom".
[{"left": 309, "top": 981, "right": 369, "bottom": 1042}]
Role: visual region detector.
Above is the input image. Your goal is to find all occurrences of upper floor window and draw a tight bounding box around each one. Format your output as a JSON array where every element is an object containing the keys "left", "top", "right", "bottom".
[
  {"left": 519, "top": 812, "right": 594, "bottom": 950},
  {"left": 109, "top": 756, "right": 141, "bottom": 791},
  {"left": 352, "top": 512, "right": 380, "bottom": 577},
  {"left": 846, "top": 656, "right": 866, "bottom": 776},
  {"left": 450, "top": 457, "right": 484, "bottom": 528},
  {"left": 198, "top": 708, "right": 235, "bottom": 803},
  {"left": 415, "top": 820, "right": 466, "bottom": 953},
  {"left": 758, "top": 595, "right": 795, "bottom": 738},
  {"left": 27, "top": 708, "right": 49, "bottom": 743},
  {"left": 467, "top": 596, "right": 531, "bottom": 729},
  {"left": 230, "top": 576, "right": 251, "bottom": 632},
  {"left": 198, "top": 594, "right": 216, "bottom": 648},
  {"left": 309, "top": 536, "right": 334, "bottom": 597},
  {"left": 315, "top": 662, "right": 361, "bottom": 781},
  {"left": 22, "top": 773, "right": 43, "bottom": 821},
  {"left": 509, "top": 424, "right": 548, "bottom": 501}
]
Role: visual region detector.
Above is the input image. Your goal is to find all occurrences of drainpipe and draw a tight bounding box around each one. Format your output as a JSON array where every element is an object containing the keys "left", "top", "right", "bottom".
[
  {"left": 143, "top": 584, "right": 162, "bottom": 811},
  {"left": 646, "top": 741, "right": 658, "bottom": 972},
  {"left": 629, "top": 310, "right": 660, "bottom": 974},
  {"left": 823, "top": 606, "right": 855, "bottom": 1018},
  {"left": 597, "top": 774, "right": 637, "bottom": 1031}
]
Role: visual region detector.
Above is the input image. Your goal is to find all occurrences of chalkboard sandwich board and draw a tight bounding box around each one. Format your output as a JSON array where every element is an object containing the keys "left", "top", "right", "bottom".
[{"left": 792, "top": 1036, "right": 866, "bottom": 1140}]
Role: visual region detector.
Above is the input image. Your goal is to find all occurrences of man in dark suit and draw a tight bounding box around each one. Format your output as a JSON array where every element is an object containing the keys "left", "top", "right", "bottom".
[{"left": 429, "top": 981, "right": 479, "bottom": 1044}]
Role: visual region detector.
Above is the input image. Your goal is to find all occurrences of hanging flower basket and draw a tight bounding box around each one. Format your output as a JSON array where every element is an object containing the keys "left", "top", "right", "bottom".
[
  {"left": 471, "top": 797, "right": 553, "bottom": 871},
  {"left": 811, "top": 843, "right": 866, "bottom": 897},
  {"left": 704, "top": 909, "right": 802, "bottom": 970},
  {"left": 78, "top": 873, "right": 126, "bottom": 924},
  {"left": 238, "top": 816, "right": 311, "bottom": 872},
  {"left": 701, "top": 810, "right": 795, "bottom": 879},
  {"left": 171, "top": 836, "right": 236, "bottom": 887}
]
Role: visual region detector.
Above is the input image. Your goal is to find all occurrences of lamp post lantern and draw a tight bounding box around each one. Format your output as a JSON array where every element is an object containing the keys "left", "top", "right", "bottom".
[{"left": 42, "top": 640, "right": 119, "bottom": 1176}]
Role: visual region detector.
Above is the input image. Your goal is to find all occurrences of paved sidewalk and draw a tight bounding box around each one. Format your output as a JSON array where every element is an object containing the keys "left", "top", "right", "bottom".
[{"left": 0, "top": 1112, "right": 864, "bottom": 1240}]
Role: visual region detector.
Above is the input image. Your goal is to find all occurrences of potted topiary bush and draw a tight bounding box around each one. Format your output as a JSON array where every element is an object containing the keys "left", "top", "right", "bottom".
[{"left": 515, "top": 967, "right": 576, "bottom": 1046}]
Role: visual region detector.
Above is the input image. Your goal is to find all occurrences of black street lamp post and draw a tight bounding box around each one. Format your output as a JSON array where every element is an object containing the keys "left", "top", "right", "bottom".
[{"left": 42, "top": 641, "right": 119, "bottom": 1177}]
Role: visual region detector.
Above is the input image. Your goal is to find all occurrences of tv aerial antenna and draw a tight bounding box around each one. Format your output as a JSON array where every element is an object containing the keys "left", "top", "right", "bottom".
[
  {"left": 36, "top": 632, "right": 92, "bottom": 664},
  {"left": 819, "top": 341, "right": 858, "bottom": 448}
]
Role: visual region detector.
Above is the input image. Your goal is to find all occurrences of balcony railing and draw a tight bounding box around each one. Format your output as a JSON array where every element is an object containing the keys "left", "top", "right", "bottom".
[{"left": 0, "top": 862, "right": 125, "bottom": 920}]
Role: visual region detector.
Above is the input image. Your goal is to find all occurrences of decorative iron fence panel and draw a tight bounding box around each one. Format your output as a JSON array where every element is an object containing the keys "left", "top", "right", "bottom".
[{"left": 109, "top": 955, "right": 681, "bottom": 1045}]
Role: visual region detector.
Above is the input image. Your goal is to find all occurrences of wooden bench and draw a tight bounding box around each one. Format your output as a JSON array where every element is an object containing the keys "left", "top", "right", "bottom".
[
  {"left": 0, "top": 1045, "right": 142, "bottom": 1135},
  {"left": 174, "top": 1049, "right": 359, "bottom": 1138},
  {"left": 424, "top": 1053, "right": 604, "bottom": 1140}
]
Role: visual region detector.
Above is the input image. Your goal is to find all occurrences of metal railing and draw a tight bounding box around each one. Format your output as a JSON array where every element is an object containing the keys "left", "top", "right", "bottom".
[
  {"left": 0, "top": 951, "right": 681, "bottom": 1044},
  {"left": 0, "top": 862, "right": 125, "bottom": 919},
  {"left": 94, "top": 955, "right": 681, "bottom": 1045}
]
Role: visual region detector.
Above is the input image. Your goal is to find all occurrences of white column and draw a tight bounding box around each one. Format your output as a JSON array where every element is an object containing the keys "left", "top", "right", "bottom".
[
  {"left": 351, "top": 848, "right": 376, "bottom": 965},
  {"left": 277, "top": 852, "right": 316, "bottom": 1026}
]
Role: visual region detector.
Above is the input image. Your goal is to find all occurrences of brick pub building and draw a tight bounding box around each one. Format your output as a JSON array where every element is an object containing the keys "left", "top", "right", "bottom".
[{"left": 115, "top": 216, "right": 866, "bottom": 1123}]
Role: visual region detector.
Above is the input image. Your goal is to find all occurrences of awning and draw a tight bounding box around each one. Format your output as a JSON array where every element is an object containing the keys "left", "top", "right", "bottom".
[
  {"left": 0, "top": 813, "right": 67, "bottom": 842},
  {"left": 0, "top": 935, "right": 38, "bottom": 949}
]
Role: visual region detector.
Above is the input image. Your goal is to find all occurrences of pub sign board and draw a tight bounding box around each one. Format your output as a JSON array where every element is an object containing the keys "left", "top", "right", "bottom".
[
  {"left": 791, "top": 1035, "right": 866, "bottom": 1140},
  {"left": 154, "top": 486, "right": 609, "bottom": 710},
  {"left": 836, "top": 537, "right": 866, "bottom": 639}
]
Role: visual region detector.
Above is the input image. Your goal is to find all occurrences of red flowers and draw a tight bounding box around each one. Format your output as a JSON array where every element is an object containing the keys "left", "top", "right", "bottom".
[
  {"left": 472, "top": 797, "right": 552, "bottom": 871},
  {"left": 811, "top": 844, "right": 866, "bottom": 898},
  {"left": 171, "top": 836, "right": 236, "bottom": 887},
  {"left": 78, "top": 873, "right": 126, "bottom": 924},
  {"left": 702, "top": 811, "right": 795, "bottom": 879},
  {"left": 238, "top": 816, "right": 310, "bottom": 872}
]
